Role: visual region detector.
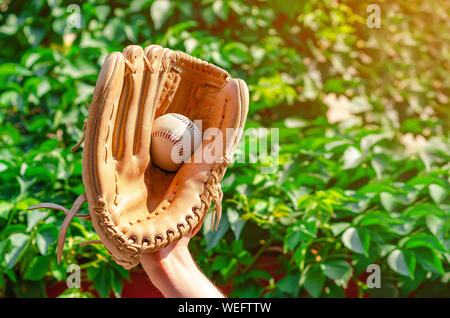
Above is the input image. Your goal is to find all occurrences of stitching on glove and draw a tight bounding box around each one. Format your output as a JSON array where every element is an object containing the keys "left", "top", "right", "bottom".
[
  {"left": 156, "top": 70, "right": 181, "bottom": 116},
  {"left": 143, "top": 55, "right": 154, "bottom": 73},
  {"left": 91, "top": 157, "right": 230, "bottom": 263},
  {"left": 161, "top": 56, "right": 172, "bottom": 73},
  {"left": 177, "top": 51, "right": 230, "bottom": 81},
  {"left": 124, "top": 59, "right": 136, "bottom": 76},
  {"left": 114, "top": 171, "right": 119, "bottom": 206}
]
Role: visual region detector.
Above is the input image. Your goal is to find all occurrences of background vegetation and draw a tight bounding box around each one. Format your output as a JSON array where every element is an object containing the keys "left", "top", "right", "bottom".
[{"left": 0, "top": 0, "right": 449, "bottom": 297}]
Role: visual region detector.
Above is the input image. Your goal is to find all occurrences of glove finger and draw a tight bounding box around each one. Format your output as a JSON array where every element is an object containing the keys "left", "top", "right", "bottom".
[
  {"left": 84, "top": 52, "right": 124, "bottom": 200},
  {"left": 201, "top": 78, "right": 249, "bottom": 165},
  {"left": 112, "top": 45, "right": 145, "bottom": 162},
  {"left": 133, "top": 45, "right": 164, "bottom": 165},
  {"left": 226, "top": 78, "right": 249, "bottom": 157},
  {"left": 138, "top": 47, "right": 178, "bottom": 165},
  {"left": 153, "top": 48, "right": 179, "bottom": 115},
  {"left": 189, "top": 79, "right": 249, "bottom": 233}
]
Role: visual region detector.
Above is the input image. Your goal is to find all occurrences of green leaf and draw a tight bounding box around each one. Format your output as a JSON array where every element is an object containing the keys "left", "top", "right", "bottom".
[
  {"left": 426, "top": 215, "right": 444, "bottom": 236},
  {"left": 342, "top": 146, "right": 364, "bottom": 169},
  {"left": 360, "top": 133, "right": 387, "bottom": 153},
  {"left": 387, "top": 249, "right": 415, "bottom": 278},
  {"left": 302, "top": 220, "right": 317, "bottom": 237},
  {"left": 227, "top": 207, "right": 246, "bottom": 240},
  {"left": 300, "top": 265, "right": 325, "bottom": 298},
  {"left": 277, "top": 274, "right": 300, "bottom": 296},
  {"left": 0, "top": 201, "right": 13, "bottom": 219},
  {"left": 28, "top": 117, "right": 49, "bottom": 132},
  {"left": 429, "top": 184, "right": 447, "bottom": 204},
  {"left": 95, "top": 5, "right": 111, "bottom": 20},
  {"left": 398, "top": 268, "right": 427, "bottom": 297},
  {"left": 36, "top": 224, "right": 58, "bottom": 256},
  {"left": 404, "top": 233, "right": 447, "bottom": 253},
  {"left": 3, "top": 268, "right": 16, "bottom": 284},
  {"left": 203, "top": 212, "right": 230, "bottom": 250},
  {"left": 50, "top": 258, "right": 66, "bottom": 281},
  {"left": 212, "top": 255, "right": 229, "bottom": 271},
  {"left": 4, "top": 233, "right": 30, "bottom": 268},
  {"left": 0, "top": 14, "right": 19, "bottom": 35},
  {"left": 0, "top": 63, "right": 33, "bottom": 77},
  {"left": 27, "top": 210, "right": 48, "bottom": 231},
  {"left": 414, "top": 247, "right": 445, "bottom": 275},
  {"left": 323, "top": 283, "right": 346, "bottom": 298},
  {"left": 237, "top": 250, "right": 253, "bottom": 265},
  {"left": 233, "top": 270, "right": 272, "bottom": 283},
  {"left": 111, "top": 270, "right": 123, "bottom": 298},
  {"left": 1, "top": 224, "right": 27, "bottom": 238},
  {"left": 324, "top": 78, "right": 346, "bottom": 94},
  {"left": 357, "top": 211, "right": 394, "bottom": 228},
  {"left": 371, "top": 155, "right": 386, "bottom": 180},
  {"left": 23, "top": 26, "right": 46, "bottom": 47},
  {"left": 151, "top": 0, "right": 173, "bottom": 30},
  {"left": 342, "top": 227, "right": 370, "bottom": 256},
  {"left": 24, "top": 256, "right": 50, "bottom": 280},
  {"left": 331, "top": 222, "right": 350, "bottom": 236},
  {"left": 86, "top": 266, "right": 101, "bottom": 281},
  {"left": 176, "top": 1, "right": 192, "bottom": 16},
  {"left": 115, "top": 265, "right": 130, "bottom": 281},
  {"left": 220, "top": 258, "right": 238, "bottom": 278},
  {"left": 404, "top": 203, "right": 443, "bottom": 218},
  {"left": 15, "top": 197, "right": 40, "bottom": 211},
  {"left": 380, "top": 192, "right": 399, "bottom": 212},
  {"left": 321, "top": 260, "right": 352, "bottom": 288},
  {"left": 285, "top": 230, "right": 305, "bottom": 251},
  {"left": 212, "top": 0, "right": 229, "bottom": 20},
  {"left": 94, "top": 267, "right": 112, "bottom": 298},
  {"left": 57, "top": 58, "right": 97, "bottom": 79}
]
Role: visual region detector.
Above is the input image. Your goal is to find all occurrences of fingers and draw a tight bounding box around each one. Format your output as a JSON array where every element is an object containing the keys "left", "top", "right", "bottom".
[
  {"left": 85, "top": 52, "right": 124, "bottom": 198},
  {"left": 134, "top": 45, "right": 165, "bottom": 165}
]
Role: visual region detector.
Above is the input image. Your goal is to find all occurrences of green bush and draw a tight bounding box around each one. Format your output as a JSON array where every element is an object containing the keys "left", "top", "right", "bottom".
[{"left": 0, "top": 0, "right": 448, "bottom": 297}]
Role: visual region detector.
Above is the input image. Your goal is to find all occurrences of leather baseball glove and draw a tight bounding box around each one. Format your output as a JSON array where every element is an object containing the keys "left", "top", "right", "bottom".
[{"left": 29, "top": 45, "right": 249, "bottom": 269}]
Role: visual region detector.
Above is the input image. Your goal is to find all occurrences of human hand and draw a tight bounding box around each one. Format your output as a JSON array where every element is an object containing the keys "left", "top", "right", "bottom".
[{"left": 140, "top": 233, "right": 225, "bottom": 298}]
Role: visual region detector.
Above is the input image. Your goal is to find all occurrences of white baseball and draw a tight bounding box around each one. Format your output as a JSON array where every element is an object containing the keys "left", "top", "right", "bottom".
[{"left": 151, "top": 113, "right": 202, "bottom": 171}]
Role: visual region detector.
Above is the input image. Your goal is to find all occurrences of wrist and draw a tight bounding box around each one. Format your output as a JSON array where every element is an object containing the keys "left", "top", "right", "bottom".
[
  {"left": 140, "top": 241, "right": 224, "bottom": 298},
  {"left": 147, "top": 243, "right": 197, "bottom": 281}
]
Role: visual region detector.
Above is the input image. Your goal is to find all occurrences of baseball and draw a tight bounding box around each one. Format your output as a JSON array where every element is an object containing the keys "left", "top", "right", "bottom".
[{"left": 151, "top": 113, "right": 202, "bottom": 171}]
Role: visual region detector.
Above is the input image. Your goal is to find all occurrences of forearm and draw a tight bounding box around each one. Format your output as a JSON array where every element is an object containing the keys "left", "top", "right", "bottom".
[{"left": 140, "top": 243, "right": 224, "bottom": 298}]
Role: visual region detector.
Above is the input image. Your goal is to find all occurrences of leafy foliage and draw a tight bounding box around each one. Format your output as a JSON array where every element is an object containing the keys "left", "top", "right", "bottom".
[{"left": 0, "top": 0, "right": 449, "bottom": 297}]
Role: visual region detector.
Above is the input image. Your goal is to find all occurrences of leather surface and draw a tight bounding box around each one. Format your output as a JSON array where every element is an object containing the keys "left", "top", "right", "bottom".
[{"left": 81, "top": 45, "right": 249, "bottom": 268}]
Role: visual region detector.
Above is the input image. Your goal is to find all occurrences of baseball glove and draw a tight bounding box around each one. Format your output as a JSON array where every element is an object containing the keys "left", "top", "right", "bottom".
[{"left": 28, "top": 45, "right": 249, "bottom": 269}]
